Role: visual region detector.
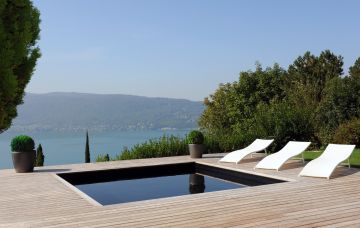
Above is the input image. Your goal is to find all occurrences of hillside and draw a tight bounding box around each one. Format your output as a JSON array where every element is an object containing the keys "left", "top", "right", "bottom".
[{"left": 9, "top": 93, "right": 204, "bottom": 132}]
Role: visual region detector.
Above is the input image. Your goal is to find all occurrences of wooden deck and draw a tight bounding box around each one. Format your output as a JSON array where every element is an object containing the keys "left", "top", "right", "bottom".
[{"left": 0, "top": 153, "right": 359, "bottom": 227}]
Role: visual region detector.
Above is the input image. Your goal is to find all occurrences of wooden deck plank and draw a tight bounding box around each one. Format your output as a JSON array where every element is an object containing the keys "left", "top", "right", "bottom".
[{"left": 0, "top": 153, "right": 359, "bottom": 227}]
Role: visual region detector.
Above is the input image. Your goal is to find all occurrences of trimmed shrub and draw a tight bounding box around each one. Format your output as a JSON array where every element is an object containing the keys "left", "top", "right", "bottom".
[
  {"left": 85, "top": 131, "right": 90, "bottom": 163},
  {"left": 35, "top": 144, "right": 45, "bottom": 166},
  {"left": 333, "top": 118, "right": 360, "bottom": 147},
  {"left": 187, "top": 130, "right": 204, "bottom": 144},
  {"left": 11, "top": 135, "right": 35, "bottom": 152}
]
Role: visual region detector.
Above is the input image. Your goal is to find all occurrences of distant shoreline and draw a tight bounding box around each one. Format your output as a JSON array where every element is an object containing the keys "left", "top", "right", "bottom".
[{"left": 3, "top": 128, "right": 194, "bottom": 134}]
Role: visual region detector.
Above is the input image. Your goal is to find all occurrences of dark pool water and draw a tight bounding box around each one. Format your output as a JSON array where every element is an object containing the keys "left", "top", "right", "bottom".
[
  {"left": 76, "top": 173, "right": 244, "bottom": 205},
  {"left": 60, "top": 163, "right": 284, "bottom": 205}
]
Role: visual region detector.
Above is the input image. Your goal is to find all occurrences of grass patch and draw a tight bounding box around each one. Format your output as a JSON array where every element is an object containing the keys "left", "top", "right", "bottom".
[{"left": 299, "top": 148, "right": 360, "bottom": 168}]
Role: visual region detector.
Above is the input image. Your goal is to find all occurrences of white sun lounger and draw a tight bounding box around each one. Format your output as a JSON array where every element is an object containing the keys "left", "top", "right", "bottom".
[
  {"left": 219, "top": 139, "right": 274, "bottom": 164},
  {"left": 254, "top": 141, "right": 311, "bottom": 171},
  {"left": 299, "top": 144, "right": 356, "bottom": 179}
]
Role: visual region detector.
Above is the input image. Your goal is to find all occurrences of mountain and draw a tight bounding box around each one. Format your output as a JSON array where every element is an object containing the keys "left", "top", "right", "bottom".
[{"left": 9, "top": 93, "right": 204, "bottom": 132}]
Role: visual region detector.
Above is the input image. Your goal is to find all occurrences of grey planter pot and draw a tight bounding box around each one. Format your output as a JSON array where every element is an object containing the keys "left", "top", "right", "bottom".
[
  {"left": 188, "top": 144, "right": 205, "bottom": 158},
  {"left": 12, "top": 150, "right": 36, "bottom": 173}
]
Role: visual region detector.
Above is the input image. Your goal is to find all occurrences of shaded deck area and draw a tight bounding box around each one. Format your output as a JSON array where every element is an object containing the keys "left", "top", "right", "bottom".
[{"left": 0, "top": 153, "right": 359, "bottom": 227}]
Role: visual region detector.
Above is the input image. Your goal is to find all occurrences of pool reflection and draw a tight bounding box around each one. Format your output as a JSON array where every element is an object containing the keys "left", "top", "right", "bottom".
[{"left": 189, "top": 174, "right": 205, "bottom": 194}]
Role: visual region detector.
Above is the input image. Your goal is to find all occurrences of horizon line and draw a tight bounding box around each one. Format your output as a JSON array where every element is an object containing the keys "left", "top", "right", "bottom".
[{"left": 25, "top": 91, "right": 203, "bottom": 102}]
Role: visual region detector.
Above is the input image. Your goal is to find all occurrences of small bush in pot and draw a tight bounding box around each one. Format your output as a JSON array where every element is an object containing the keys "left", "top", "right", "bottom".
[
  {"left": 187, "top": 130, "right": 206, "bottom": 158},
  {"left": 187, "top": 130, "right": 204, "bottom": 144},
  {"left": 11, "top": 135, "right": 36, "bottom": 173}
]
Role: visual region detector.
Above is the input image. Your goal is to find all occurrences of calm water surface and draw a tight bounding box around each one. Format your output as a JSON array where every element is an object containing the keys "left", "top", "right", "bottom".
[
  {"left": 77, "top": 174, "right": 244, "bottom": 205},
  {"left": 0, "top": 130, "right": 188, "bottom": 169}
]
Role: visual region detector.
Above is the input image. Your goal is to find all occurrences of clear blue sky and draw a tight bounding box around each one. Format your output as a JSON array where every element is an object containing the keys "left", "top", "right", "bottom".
[{"left": 28, "top": 0, "right": 360, "bottom": 101}]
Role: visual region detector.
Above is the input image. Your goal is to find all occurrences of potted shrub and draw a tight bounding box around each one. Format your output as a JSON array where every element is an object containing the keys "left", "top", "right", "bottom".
[
  {"left": 187, "top": 130, "right": 206, "bottom": 158},
  {"left": 11, "top": 135, "right": 36, "bottom": 173}
]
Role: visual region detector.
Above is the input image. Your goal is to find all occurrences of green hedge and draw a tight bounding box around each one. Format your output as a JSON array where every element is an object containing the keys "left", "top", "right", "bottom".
[
  {"left": 96, "top": 134, "right": 228, "bottom": 162},
  {"left": 112, "top": 135, "right": 188, "bottom": 161}
]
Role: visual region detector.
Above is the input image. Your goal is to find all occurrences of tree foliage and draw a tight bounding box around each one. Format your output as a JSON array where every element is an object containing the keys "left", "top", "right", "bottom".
[
  {"left": 199, "top": 50, "right": 360, "bottom": 151},
  {"left": 0, "top": 0, "right": 41, "bottom": 132},
  {"left": 333, "top": 118, "right": 360, "bottom": 147},
  {"left": 349, "top": 57, "right": 360, "bottom": 79},
  {"left": 199, "top": 63, "right": 286, "bottom": 137},
  {"left": 287, "top": 50, "right": 343, "bottom": 103}
]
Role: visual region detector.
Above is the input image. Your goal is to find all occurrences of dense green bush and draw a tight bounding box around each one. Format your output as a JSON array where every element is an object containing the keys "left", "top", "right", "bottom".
[
  {"left": 187, "top": 130, "right": 204, "bottom": 144},
  {"left": 116, "top": 135, "right": 188, "bottom": 160},
  {"left": 333, "top": 118, "right": 360, "bottom": 147},
  {"left": 203, "top": 101, "right": 317, "bottom": 153},
  {"left": 99, "top": 134, "right": 230, "bottom": 162},
  {"left": 203, "top": 134, "right": 221, "bottom": 153},
  {"left": 203, "top": 131, "right": 254, "bottom": 153},
  {"left": 249, "top": 102, "right": 316, "bottom": 151},
  {"left": 96, "top": 154, "right": 110, "bottom": 162},
  {"left": 105, "top": 128, "right": 269, "bottom": 161},
  {"left": 11, "top": 135, "right": 35, "bottom": 152}
]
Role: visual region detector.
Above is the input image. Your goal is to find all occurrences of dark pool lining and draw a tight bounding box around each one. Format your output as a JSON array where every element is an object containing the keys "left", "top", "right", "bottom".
[{"left": 58, "top": 163, "right": 285, "bottom": 186}]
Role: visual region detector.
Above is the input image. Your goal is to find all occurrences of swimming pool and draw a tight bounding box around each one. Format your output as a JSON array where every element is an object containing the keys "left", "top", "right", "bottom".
[{"left": 58, "top": 163, "right": 284, "bottom": 205}]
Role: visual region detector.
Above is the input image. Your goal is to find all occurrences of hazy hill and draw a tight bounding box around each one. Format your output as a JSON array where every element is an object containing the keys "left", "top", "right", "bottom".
[{"left": 9, "top": 93, "right": 204, "bottom": 132}]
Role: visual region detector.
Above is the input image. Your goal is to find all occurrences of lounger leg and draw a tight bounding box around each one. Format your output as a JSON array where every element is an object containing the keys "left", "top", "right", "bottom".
[{"left": 348, "top": 158, "right": 351, "bottom": 168}]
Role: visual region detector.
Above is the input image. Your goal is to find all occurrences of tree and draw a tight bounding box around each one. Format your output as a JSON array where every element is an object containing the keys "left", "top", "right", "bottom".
[
  {"left": 315, "top": 57, "right": 360, "bottom": 143},
  {"left": 287, "top": 50, "right": 343, "bottom": 103},
  {"left": 349, "top": 57, "right": 360, "bottom": 79},
  {"left": 85, "top": 131, "right": 90, "bottom": 163},
  {"left": 35, "top": 143, "right": 44, "bottom": 166},
  {"left": 347, "top": 58, "right": 360, "bottom": 119},
  {"left": 199, "top": 63, "right": 286, "bottom": 136},
  {"left": 0, "top": 0, "right": 41, "bottom": 132},
  {"left": 199, "top": 50, "right": 358, "bottom": 150},
  {"left": 199, "top": 63, "right": 287, "bottom": 151},
  {"left": 199, "top": 82, "right": 238, "bottom": 135}
]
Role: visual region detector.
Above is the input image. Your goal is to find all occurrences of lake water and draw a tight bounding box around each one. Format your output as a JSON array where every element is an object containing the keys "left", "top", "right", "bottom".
[{"left": 0, "top": 130, "right": 188, "bottom": 169}]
